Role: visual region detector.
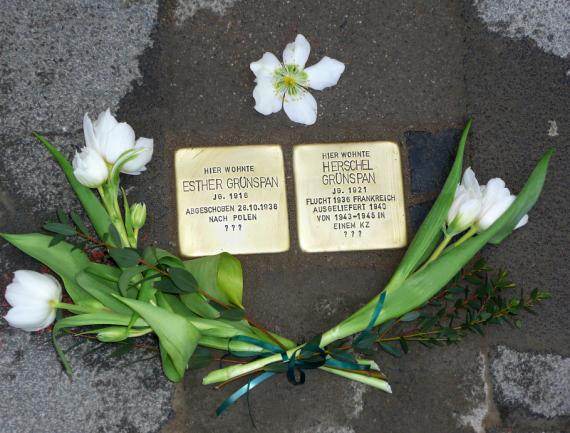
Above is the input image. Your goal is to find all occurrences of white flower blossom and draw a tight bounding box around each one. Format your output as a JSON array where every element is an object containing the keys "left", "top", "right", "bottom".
[
  {"left": 83, "top": 108, "right": 154, "bottom": 174},
  {"left": 447, "top": 167, "right": 483, "bottom": 234},
  {"left": 477, "top": 178, "right": 528, "bottom": 231},
  {"left": 72, "top": 146, "right": 109, "bottom": 188},
  {"left": 250, "top": 34, "right": 345, "bottom": 125},
  {"left": 4, "top": 270, "right": 62, "bottom": 332},
  {"left": 447, "top": 168, "right": 528, "bottom": 234}
]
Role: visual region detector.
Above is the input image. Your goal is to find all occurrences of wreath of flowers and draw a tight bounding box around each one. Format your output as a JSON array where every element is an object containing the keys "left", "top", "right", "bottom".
[{"left": 2, "top": 34, "right": 553, "bottom": 416}]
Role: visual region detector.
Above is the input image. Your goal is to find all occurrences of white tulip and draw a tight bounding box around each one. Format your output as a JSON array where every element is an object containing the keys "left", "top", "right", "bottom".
[
  {"left": 478, "top": 193, "right": 514, "bottom": 231},
  {"left": 447, "top": 167, "right": 483, "bottom": 234},
  {"left": 447, "top": 168, "right": 529, "bottom": 235},
  {"left": 4, "top": 270, "right": 62, "bottom": 332},
  {"left": 83, "top": 109, "right": 153, "bottom": 174},
  {"left": 250, "top": 34, "right": 345, "bottom": 125},
  {"left": 121, "top": 138, "right": 154, "bottom": 175},
  {"left": 514, "top": 213, "right": 529, "bottom": 230},
  {"left": 477, "top": 178, "right": 528, "bottom": 231},
  {"left": 72, "top": 146, "right": 109, "bottom": 188}
]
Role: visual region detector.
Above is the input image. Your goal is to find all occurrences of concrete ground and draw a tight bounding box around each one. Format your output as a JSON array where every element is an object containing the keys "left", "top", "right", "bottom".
[{"left": 1, "top": 1, "right": 569, "bottom": 432}]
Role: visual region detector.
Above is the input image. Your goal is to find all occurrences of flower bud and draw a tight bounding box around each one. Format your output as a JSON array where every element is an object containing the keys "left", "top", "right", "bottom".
[
  {"left": 72, "top": 146, "right": 109, "bottom": 188},
  {"left": 96, "top": 326, "right": 151, "bottom": 342},
  {"left": 96, "top": 326, "right": 128, "bottom": 342},
  {"left": 130, "top": 203, "right": 147, "bottom": 230}
]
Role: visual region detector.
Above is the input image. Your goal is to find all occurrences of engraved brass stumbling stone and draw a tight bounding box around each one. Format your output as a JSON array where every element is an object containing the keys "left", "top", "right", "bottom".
[
  {"left": 293, "top": 142, "right": 407, "bottom": 252},
  {"left": 175, "top": 145, "right": 289, "bottom": 256}
]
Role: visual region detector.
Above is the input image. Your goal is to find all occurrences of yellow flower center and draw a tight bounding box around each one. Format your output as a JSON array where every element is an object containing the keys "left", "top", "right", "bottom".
[
  {"left": 283, "top": 76, "right": 296, "bottom": 87},
  {"left": 274, "top": 64, "right": 308, "bottom": 96}
]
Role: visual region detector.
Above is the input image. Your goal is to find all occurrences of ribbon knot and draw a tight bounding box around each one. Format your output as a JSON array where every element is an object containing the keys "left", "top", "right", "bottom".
[{"left": 216, "top": 292, "right": 387, "bottom": 416}]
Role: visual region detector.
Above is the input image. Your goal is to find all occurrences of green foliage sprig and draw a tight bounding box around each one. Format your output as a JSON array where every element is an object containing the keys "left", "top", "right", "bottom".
[{"left": 346, "top": 258, "right": 551, "bottom": 358}]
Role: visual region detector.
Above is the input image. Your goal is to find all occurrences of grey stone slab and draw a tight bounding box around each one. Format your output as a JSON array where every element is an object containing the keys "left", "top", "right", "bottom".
[
  {"left": 405, "top": 129, "right": 462, "bottom": 195},
  {"left": 0, "top": 2, "right": 173, "bottom": 433},
  {"left": 0, "top": 0, "right": 158, "bottom": 136},
  {"left": 156, "top": 0, "right": 466, "bottom": 136},
  {"left": 490, "top": 346, "right": 570, "bottom": 418},
  {"left": 1, "top": 134, "right": 81, "bottom": 216},
  {"left": 0, "top": 329, "right": 173, "bottom": 433},
  {"left": 475, "top": 0, "right": 570, "bottom": 59},
  {"left": 135, "top": 1, "right": 473, "bottom": 431},
  {"left": 464, "top": 0, "right": 570, "bottom": 430},
  {"left": 409, "top": 201, "right": 434, "bottom": 233},
  {"left": 464, "top": 0, "right": 570, "bottom": 354},
  {"left": 162, "top": 341, "right": 489, "bottom": 433}
]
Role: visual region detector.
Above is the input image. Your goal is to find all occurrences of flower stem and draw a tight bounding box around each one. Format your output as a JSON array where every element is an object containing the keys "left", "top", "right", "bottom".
[
  {"left": 97, "top": 185, "right": 130, "bottom": 247},
  {"left": 454, "top": 225, "right": 478, "bottom": 248},
  {"left": 423, "top": 233, "right": 452, "bottom": 268},
  {"left": 417, "top": 226, "right": 478, "bottom": 274},
  {"left": 54, "top": 302, "right": 101, "bottom": 314}
]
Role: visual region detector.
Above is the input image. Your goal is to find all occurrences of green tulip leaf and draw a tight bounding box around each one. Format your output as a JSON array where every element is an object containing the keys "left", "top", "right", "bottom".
[
  {"left": 56, "top": 312, "right": 148, "bottom": 328},
  {"left": 391, "top": 119, "right": 471, "bottom": 284},
  {"left": 85, "top": 262, "right": 121, "bottom": 283},
  {"left": 32, "top": 133, "right": 113, "bottom": 244},
  {"left": 184, "top": 252, "right": 243, "bottom": 308},
  {"left": 179, "top": 292, "right": 221, "bottom": 319},
  {"left": 334, "top": 148, "right": 552, "bottom": 341},
  {"left": 76, "top": 271, "right": 132, "bottom": 315},
  {"left": 155, "top": 291, "right": 197, "bottom": 318},
  {"left": 115, "top": 295, "right": 201, "bottom": 381},
  {"left": 217, "top": 253, "right": 244, "bottom": 308},
  {"left": 107, "top": 224, "right": 123, "bottom": 247},
  {"left": 159, "top": 342, "right": 183, "bottom": 382}
]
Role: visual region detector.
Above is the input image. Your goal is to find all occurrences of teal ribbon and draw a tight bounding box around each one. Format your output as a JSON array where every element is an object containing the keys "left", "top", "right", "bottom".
[
  {"left": 286, "top": 344, "right": 327, "bottom": 385},
  {"left": 228, "top": 335, "right": 286, "bottom": 358},
  {"left": 353, "top": 291, "right": 387, "bottom": 350},
  {"left": 367, "top": 291, "right": 387, "bottom": 330},
  {"left": 217, "top": 294, "right": 387, "bottom": 416},
  {"left": 325, "top": 358, "right": 371, "bottom": 371},
  {"left": 215, "top": 372, "right": 275, "bottom": 416},
  {"left": 217, "top": 339, "right": 375, "bottom": 415}
]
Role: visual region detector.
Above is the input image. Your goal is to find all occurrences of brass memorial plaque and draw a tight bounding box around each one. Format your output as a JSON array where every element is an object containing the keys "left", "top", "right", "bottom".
[
  {"left": 293, "top": 142, "right": 407, "bottom": 252},
  {"left": 175, "top": 145, "right": 289, "bottom": 256}
]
